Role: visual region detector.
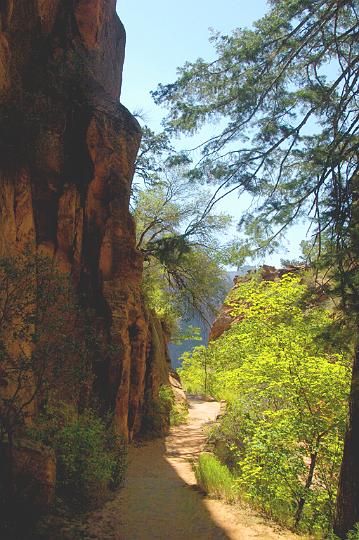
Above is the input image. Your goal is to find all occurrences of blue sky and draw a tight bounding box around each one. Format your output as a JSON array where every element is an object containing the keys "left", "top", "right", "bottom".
[
  {"left": 119, "top": 0, "right": 267, "bottom": 129},
  {"left": 118, "top": 1, "right": 307, "bottom": 268}
]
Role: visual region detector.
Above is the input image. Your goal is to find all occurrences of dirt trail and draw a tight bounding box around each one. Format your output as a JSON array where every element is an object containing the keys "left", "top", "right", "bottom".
[{"left": 82, "top": 397, "right": 304, "bottom": 540}]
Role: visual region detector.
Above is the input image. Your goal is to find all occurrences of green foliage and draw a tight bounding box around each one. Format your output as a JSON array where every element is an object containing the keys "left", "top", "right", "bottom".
[
  {"left": 141, "top": 260, "right": 181, "bottom": 333},
  {"left": 153, "top": 0, "right": 359, "bottom": 293},
  {"left": 158, "top": 385, "right": 188, "bottom": 427},
  {"left": 158, "top": 384, "right": 174, "bottom": 408},
  {"left": 54, "top": 414, "right": 125, "bottom": 507},
  {"left": 180, "top": 346, "right": 216, "bottom": 397},
  {"left": 133, "top": 126, "right": 177, "bottom": 190},
  {"left": 134, "top": 169, "right": 231, "bottom": 327},
  {"left": 28, "top": 403, "right": 127, "bottom": 509},
  {"left": 194, "top": 452, "right": 236, "bottom": 503},
  {"left": 134, "top": 171, "right": 232, "bottom": 255},
  {"left": 170, "top": 401, "right": 189, "bottom": 427},
  {"left": 132, "top": 126, "right": 192, "bottom": 197},
  {"left": 180, "top": 272, "right": 351, "bottom": 534},
  {"left": 346, "top": 524, "right": 359, "bottom": 540},
  {"left": 142, "top": 384, "right": 173, "bottom": 436},
  {"left": 152, "top": 8, "right": 359, "bottom": 528},
  {"left": 171, "top": 325, "right": 202, "bottom": 347}
]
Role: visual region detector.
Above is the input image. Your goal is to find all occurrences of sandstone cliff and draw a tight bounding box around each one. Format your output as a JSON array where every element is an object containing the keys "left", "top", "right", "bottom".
[{"left": 0, "top": 1, "right": 169, "bottom": 442}]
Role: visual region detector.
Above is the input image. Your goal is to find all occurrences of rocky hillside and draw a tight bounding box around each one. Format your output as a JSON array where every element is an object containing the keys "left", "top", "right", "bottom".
[{"left": 0, "top": 1, "right": 169, "bottom": 442}]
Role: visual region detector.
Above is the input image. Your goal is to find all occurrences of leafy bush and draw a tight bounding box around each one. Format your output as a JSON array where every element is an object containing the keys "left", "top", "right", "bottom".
[
  {"left": 29, "top": 403, "right": 127, "bottom": 509},
  {"left": 158, "top": 384, "right": 173, "bottom": 408},
  {"left": 170, "top": 401, "right": 188, "bottom": 426},
  {"left": 346, "top": 524, "right": 359, "bottom": 540},
  {"left": 158, "top": 385, "right": 188, "bottom": 427},
  {"left": 195, "top": 452, "right": 236, "bottom": 503}
]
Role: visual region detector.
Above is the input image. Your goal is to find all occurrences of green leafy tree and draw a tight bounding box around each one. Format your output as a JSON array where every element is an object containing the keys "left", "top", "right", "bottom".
[
  {"left": 179, "top": 273, "right": 351, "bottom": 533},
  {"left": 154, "top": 2, "right": 359, "bottom": 534},
  {"left": 133, "top": 168, "right": 233, "bottom": 325}
]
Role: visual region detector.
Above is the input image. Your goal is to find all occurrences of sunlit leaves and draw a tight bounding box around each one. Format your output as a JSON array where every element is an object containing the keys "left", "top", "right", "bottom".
[{"left": 179, "top": 272, "right": 351, "bottom": 531}]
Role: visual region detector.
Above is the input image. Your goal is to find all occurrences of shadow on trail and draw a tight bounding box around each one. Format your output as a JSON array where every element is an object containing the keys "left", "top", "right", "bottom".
[
  {"left": 81, "top": 398, "right": 231, "bottom": 540},
  {"left": 39, "top": 398, "right": 298, "bottom": 539}
]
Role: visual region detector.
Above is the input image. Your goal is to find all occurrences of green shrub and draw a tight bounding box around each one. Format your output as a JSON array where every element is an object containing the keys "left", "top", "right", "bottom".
[
  {"left": 347, "top": 524, "right": 359, "bottom": 539},
  {"left": 170, "top": 401, "right": 188, "bottom": 426},
  {"left": 194, "top": 452, "right": 236, "bottom": 503},
  {"left": 158, "top": 384, "right": 173, "bottom": 410},
  {"left": 158, "top": 385, "right": 188, "bottom": 427},
  {"left": 28, "top": 403, "right": 127, "bottom": 509},
  {"left": 142, "top": 385, "right": 188, "bottom": 436},
  {"left": 180, "top": 274, "right": 352, "bottom": 533}
]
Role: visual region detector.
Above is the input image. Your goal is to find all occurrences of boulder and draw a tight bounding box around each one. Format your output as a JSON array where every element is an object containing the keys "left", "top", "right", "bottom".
[{"left": 4, "top": 440, "right": 56, "bottom": 509}]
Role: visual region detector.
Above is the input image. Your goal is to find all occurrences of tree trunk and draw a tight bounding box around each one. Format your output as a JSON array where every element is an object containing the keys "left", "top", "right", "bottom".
[
  {"left": 334, "top": 172, "right": 359, "bottom": 538},
  {"left": 294, "top": 444, "right": 318, "bottom": 529},
  {"left": 334, "top": 339, "right": 359, "bottom": 538}
]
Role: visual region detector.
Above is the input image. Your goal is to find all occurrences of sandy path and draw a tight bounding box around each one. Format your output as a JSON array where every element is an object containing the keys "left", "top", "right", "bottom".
[{"left": 81, "top": 397, "right": 304, "bottom": 540}]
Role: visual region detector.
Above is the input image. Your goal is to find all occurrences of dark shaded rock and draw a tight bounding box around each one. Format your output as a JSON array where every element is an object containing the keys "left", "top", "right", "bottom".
[
  {"left": 0, "top": 2, "right": 169, "bottom": 444},
  {"left": 1, "top": 439, "right": 56, "bottom": 509},
  {"left": 140, "top": 311, "right": 172, "bottom": 437}
]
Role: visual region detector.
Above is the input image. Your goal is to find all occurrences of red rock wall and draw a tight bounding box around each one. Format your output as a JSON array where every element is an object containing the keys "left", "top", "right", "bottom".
[{"left": 0, "top": 1, "right": 166, "bottom": 441}]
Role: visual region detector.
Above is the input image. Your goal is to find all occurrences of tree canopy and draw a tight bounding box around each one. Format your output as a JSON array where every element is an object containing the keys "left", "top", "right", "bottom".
[
  {"left": 132, "top": 160, "right": 232, "bottom": 326},
  {"left": 153, "top": 0, "right": 359, "bottom": 275}
]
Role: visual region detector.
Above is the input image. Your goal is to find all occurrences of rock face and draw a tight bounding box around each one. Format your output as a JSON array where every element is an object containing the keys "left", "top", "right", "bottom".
[
  {"left": 1, "top": 439, "right": 56, "bottom": 508},
  {"left": 0, "top": 2, "right": 168, "bottom": 441},
  {"left": 140, "top": 312, "right": 173, "bottom": 436}
]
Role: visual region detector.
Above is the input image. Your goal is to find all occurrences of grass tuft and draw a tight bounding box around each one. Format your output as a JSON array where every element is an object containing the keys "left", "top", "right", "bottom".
[{"left": 194, "top": 452, "right": 236, "bottom": 503}]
